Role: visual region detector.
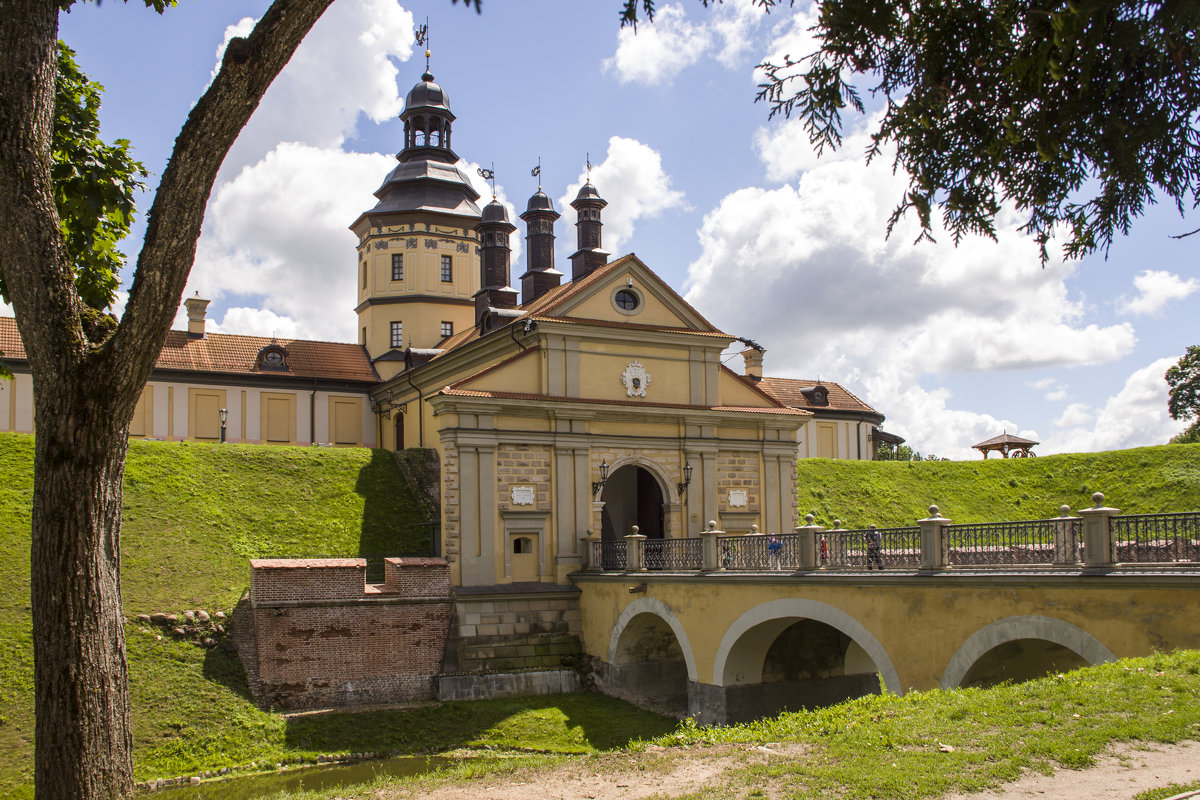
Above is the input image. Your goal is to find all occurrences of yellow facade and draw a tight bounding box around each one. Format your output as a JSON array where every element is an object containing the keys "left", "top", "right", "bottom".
[{"left": 374, "top": 255, "right": 808, "bottom": 588}]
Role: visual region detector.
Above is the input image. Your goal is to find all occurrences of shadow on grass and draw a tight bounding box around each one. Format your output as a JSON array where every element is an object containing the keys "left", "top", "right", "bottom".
[
  {"left": 355, "top": 448, "right": 434, "bottom": 560},
  {"left": 281, "top": 692, "right": 678, "bottom": 755},
  {"left": 201, "top": 643, "right": 253, "bottom": 702}
]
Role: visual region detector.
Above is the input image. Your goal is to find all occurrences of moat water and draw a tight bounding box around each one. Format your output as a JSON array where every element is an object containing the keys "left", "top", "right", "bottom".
[{"left": 147, "top": 755, "right": 453, "bottom": 799}]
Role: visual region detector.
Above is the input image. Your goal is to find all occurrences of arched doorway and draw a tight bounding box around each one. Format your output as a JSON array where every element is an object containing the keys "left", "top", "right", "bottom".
[{"left": 600, "top": 465, "right": 665, "bottom": 540}]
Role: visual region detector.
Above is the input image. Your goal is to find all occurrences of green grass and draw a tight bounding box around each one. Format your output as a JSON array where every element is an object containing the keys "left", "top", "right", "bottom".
[
  {"left": 797, "top": 443, "right": 1200, "bottom": 528},
  {"left": 0, "top": 433, "right": 432, "bottom": 798},
  {"left": 251, "top": 650, "right": 1200, "bottom": 800},
  {"left": 1136, "top": 781, "right": 1200, "bottom": 800}
]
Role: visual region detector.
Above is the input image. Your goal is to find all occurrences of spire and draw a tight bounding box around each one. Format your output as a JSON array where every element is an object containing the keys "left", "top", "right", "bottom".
[
  {"left": 569, "top": 180, "right": 609, "bottom": 281},
  {"left": 520, "top": 184, "right": 562, "bottom": 304}
]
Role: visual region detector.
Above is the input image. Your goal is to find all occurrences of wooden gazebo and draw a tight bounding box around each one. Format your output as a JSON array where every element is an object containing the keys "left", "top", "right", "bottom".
[{"left": 972, "top": 432, "right": 1039, "bottom": 459}]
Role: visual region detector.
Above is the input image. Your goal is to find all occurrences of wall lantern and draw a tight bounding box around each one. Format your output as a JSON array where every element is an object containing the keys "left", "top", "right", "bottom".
[
  {"left": 218, "top": 408, "right": 228, "bottom": 444},
  {"left": 591, "top": 460, "right": 610, "bottom": 496},
  {"left": 677, "top": 462, "right": 693, "bottom": 496}
]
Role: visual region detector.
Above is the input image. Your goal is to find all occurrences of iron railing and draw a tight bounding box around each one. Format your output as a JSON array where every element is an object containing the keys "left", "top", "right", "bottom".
[
  {"left": 642, "top": 537, "right": 703, "bottom": 570},
  {"left": 592, "top": 539, "right": 628, "bottom": 571},
  {"left": 718, "top": 533, "right": 799, "bottom": 571},
  {"left": 943, "top": 518, "right": 1081, "bottom": 566},
  {"left": 1111, "top": 512, "right": 1200, "bottom": 563},
  {"left": 818, "top": 527, "right": 921, "bottom": 570}
]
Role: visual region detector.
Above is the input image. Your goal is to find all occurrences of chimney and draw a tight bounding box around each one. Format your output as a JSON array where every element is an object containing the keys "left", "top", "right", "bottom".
[
  {"left": 519, "top": 190, "right": 562, "bottom": 304},
  {"left": 473, "top": 200, "right": 518, "bottom": 329},
  {"left": 568, "top": 182, "right": 610, "bottom": 281},
  {"left": 741, "top": 347, "right": 764, "bottom": 380},
  {"left": 184, "top": 293, "right": 209, "bottom": 339}
]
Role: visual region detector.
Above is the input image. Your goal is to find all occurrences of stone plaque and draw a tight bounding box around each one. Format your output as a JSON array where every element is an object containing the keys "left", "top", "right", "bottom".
[
  {"left": 620, "top": 361, "right": 651, "bottom": 398},
  {"left": 511, "top": 486, "right": 535, "bottom": 506},
  {"left": 728, "top": 489, "right": 748, "bottom": 507}
]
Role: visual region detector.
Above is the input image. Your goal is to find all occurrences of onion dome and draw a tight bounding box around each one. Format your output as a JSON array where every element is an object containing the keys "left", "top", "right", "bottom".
[
  {"left": 526, "top": 190, "right": 555, "bottom": 213},
  {"left": 481, "top": 199, "right": 512, "bottom": 225},
  {"left": 404, "top": 71, "right": 451, "bottom": 114}
]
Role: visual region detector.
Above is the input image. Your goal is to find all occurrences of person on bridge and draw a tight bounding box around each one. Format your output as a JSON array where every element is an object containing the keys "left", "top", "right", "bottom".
[{"left": 866, "top": 525, "right": 884, "bottom": 570}]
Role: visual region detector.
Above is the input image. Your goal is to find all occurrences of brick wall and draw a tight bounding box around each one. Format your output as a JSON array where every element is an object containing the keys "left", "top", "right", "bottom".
[{"left": 247, "top": 557, "right": 453, "bottom": 709}]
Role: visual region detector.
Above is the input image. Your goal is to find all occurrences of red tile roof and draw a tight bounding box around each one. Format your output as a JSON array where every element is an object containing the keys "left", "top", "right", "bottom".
[
  {"left": 756, "top": 376, "right": 879, "bottom": 416},
  {"left": 0, "top": 317, "right": 377, "bottom": 384}
]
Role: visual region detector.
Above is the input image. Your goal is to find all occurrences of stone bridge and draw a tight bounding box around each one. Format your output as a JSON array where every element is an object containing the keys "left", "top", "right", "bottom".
[{"left": 574, "top": 500, "right": 1200, "bottom": 723}]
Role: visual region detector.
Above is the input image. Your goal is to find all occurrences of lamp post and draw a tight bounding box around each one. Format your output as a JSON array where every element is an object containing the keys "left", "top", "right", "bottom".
[
  {"left": 677, "top": 462, "right": 693, "bottom": 497},
  {"left": 218, "top": 408, "right": 228, "bottom": 444},
  {"left": 591, "top": 460, "right": 610, "bottom": 496}
]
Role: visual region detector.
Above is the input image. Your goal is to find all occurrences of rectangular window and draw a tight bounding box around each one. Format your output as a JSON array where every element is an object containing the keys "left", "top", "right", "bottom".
[
  {"left": 390, "top": 321, "right": 403, "bottom": 348},
  {"left": 441, "top": 255, "right": 453, "bottom": 282},
  {"left": 440, "top": 321, "right": 453, "bottom": 339},
  {"left": 391, "top": 253, "right": 403, "bottom": 281}
]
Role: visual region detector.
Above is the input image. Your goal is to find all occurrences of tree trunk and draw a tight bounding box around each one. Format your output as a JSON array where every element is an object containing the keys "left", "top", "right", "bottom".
[{"left": 31, "top": 378, "right": 133, "bottom": 797}]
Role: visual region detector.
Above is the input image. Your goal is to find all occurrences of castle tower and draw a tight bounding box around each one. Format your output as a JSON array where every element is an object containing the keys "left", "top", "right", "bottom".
[
  {"left": 349, "top": 65, "right": 482, "bottom": 377},
  {"left": 519, "top": 190, "right": 562, "bottom": 304},
  {"left": 568, "top": 182, "right": 609, "bottom": 281},
  {"left": 474, "top": 199, "right": 518, "bottom": 327}
]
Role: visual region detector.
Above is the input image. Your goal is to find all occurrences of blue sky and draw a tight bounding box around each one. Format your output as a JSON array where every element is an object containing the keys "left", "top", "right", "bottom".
[{"left": 50, "top": 0, "right": 1198, "bottom": 459}]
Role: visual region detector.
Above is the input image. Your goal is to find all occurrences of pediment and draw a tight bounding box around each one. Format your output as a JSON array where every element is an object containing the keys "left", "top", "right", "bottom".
[{"left": 537, "top": 256, "right": 721, "bottom": 333}]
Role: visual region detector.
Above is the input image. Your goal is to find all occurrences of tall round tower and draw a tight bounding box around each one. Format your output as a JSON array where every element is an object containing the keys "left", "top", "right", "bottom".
[
  {"left": 349, "top": 66, "right": 482, "bottom": 376},
  {"left": 568, "top": 182, "right": 610, "bottom": 281},
  {"left": 519, "top": 190, "right": 562, "bottom": 304}
]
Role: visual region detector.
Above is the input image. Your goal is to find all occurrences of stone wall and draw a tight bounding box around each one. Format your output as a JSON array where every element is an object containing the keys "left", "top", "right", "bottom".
[
  {"left": 444, "top": 587, "right": 584, "bottom": 674},
  {"left": 246, "top": 557, "right": 453, "bottom": 710},
  {"left": 717, "top": 450, "right": 761, "bottom": 513},
  {"left": 495, "top": 443, "right": 552, "bottom": 511}
]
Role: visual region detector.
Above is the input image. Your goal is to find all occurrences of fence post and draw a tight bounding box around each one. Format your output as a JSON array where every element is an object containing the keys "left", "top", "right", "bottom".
[
  {"left": 1051, "top": 506, "right": 1082, "bottom": 565},
  {"left": 1079, "top": 492, "right": 1120, "bottom": 569},
  {"left": 581, "top": 530, "right": 601, "bottom": 571},
  {"left": 795, "top": 513, "right": 823, "bottom": 570},
  {"left": 701, "top": 520, "right": 723, "bottom": 571},
  {"left": 919, "top": 505, "right": 951, "bottom": 571},
  {"left": 625, "top": 525, "right": 647, "bottom": 572}
]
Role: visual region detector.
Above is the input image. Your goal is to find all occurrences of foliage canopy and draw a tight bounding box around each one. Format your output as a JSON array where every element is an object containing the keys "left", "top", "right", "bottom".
[
  {"left": 1166, "top": 344, "right": 1200, "bottom": 443},
  {"left": 622, "top": 0, "right": 1200, "bottom": 264}
]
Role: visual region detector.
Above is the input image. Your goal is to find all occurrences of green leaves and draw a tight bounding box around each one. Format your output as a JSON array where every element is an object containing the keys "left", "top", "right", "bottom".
[
  {"left": 48, "top": 42, "right": 148, "bottom": 312},
  {"left": 755, "top": 0, "right": 1200, "bottom": 264},
  {"left": 1165, "top": 345, "right": 1200, "bottom": 423}
]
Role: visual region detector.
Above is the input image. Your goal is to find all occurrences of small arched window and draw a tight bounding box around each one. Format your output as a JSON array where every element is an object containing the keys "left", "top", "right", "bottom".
[{"left": 513, "top": 536, "right": 533, "bottom": 554}]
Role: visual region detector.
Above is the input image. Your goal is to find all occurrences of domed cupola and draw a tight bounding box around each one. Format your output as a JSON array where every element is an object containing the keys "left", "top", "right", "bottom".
[
  {"left": 401, "top": 70, "right": 456, "bottom": 160},
  {"left": 520, "top": 190, "right": 562, "bottom": 304}
]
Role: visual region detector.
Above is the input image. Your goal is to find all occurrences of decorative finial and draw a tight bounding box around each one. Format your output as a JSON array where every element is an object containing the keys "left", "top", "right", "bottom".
[
  {"left": 415, "top": 19, "right": 431, "bottom": 68},
  {"left": 586, "top": 152, "right": 592, "bottom": 183},
  {"left": 531, "top": 157, "right": 542, "bottom": 191},
  {"left": 477, "top": 164, "right": 496, "bottom": 199}
]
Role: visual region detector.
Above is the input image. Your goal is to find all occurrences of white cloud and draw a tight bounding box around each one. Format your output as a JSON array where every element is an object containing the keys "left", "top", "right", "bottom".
[
  {"left": 191, "top": 143, "right": 394, "bottom": 341},
  {"left": 1120, "top": 269, "right": 1199, "bottom": 317},
  {"left": 212, "top": 307, "right": 302, "bottom": 339},
  {"left": 213, "top": 0, "right": 414, "bottom": 175},
  {"left": 1041, "top": 358, "right": 1187, "bottom": 452},
  {"left": 1052, "top": 402, "right": 1093, "bottom": 428},
  {"left": 604, "top": 1, "right": 770, "bottom": 84},
  {"left": 557, "top": 136, "right": 686, "bottom": 257},
  {"left": 686, "top": 109, "right": 1142, "bottom": 458},
  {"left": 1030, "top": 377, "right": 1068, "bottom": 402}
]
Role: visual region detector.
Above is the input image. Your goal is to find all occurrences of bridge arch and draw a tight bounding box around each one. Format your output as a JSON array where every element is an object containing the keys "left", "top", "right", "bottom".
[
  {"left": 607, "top": 597, "right": 697, "bottom": 680},
  {"left": 598, "top": 597, "right": 696, "bottom": 716},
  {"left": 941, "top": 615, "right": 1116, "bottom": 689},
  {"left": 713, "top": 598, "right": 902, "bottom": 694}
]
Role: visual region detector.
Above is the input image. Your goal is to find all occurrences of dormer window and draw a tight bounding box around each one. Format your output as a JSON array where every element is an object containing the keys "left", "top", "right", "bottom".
[
  {"left": 257, "top": 344, "right": 290, "bottom": 372},
  {"left": 802, "top": 383, "right": 830, "bottom": 406}
]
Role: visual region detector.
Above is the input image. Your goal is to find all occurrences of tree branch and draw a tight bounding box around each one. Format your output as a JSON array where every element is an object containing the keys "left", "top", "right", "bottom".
[{"left": 110, "top": 0, "right": 336, "bottom": 398}]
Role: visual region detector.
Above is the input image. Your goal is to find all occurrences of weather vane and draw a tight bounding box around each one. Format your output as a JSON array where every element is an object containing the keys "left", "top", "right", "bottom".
[
  {"left": 415, "top": 19, "right": 430, "bottom": 71},
  {"left": 531, "top": 157, "right": 542, "bottom": 191},
  {"left": 477, "top": 164, "right": 496, "bottom": 198},
  {"left": 585, "top": 153, "right": 592, "bottom": 183}
]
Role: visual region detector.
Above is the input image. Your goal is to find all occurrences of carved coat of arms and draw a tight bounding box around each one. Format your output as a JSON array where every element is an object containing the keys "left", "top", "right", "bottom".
[{"left": 620, "top": 361, "right": 651, "bottom": 397}]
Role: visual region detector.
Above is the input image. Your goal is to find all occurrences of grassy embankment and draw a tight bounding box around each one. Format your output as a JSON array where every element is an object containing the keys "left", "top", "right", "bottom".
[
  {"left": 795, "top": 442, "right": 1200, "bottom": 528},
  {"left": 2, "top": 436, "right": 1199, "bottom": 797},
  {"left": 276, "top": 650, "right": 1200, "bottom": 800}
]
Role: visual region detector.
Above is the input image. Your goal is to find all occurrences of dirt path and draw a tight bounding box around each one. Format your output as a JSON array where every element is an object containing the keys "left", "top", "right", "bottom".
[{"left": 374, "top": 741, "right": 1200, "bottom": 800}]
